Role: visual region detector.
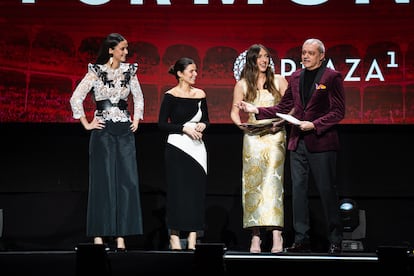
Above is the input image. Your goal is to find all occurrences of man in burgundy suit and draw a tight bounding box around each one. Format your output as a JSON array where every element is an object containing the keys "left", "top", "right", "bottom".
[{"left": 236, "top": 38, "right": 345, "bottom": 254}]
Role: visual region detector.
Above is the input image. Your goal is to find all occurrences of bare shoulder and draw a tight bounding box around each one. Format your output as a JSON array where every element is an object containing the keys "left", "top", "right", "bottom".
[
  {"left": 193, "top": 87, "right": 206, "bottom": 98},
  {"left": 274, "top": 74, "right": 287, "bottom": 82},
  {"left": 274, "top": 74, "right": 288, "bottom": 95},
  {"left": 165, "top": 87, "right": 177, "bottom": 96},
  {"left": 235, "top": 79, "right": 245, "bottom": 88},
  {"left": 234, "top": 78, "right": 246, "bottom": 92}
]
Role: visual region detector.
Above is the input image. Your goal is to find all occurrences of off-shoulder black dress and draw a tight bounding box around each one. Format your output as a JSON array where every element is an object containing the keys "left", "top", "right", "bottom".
[{"left": 158, "top": 93, "right": 210, "bottom": 232}]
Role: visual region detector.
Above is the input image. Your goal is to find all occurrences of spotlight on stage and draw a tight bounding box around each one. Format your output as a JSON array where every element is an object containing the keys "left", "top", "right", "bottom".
[
  {"left": 339, "top": 198, "right": 366, "bottom": 252},
  {"left": 340, "top": 198, "right": 359, "bottom": 232}
]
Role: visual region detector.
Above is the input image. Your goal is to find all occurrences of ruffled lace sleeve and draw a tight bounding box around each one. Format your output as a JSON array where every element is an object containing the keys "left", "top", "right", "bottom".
[
  {"left": 129, "top": 63, "right": 144, "bottom": 120},
  {"left": 69, "top": 63, "right": 98, "bottom": 119}
]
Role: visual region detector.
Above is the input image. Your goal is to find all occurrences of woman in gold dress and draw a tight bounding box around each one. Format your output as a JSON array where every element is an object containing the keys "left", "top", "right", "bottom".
[{"left": 230, "top": 44, "right": 288, "bottom": 253}]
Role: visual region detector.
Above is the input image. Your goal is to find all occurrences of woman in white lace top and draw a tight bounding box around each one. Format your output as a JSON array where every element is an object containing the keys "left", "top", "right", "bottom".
[{"left": 70, "top": 33, "right": 144, "bottom": 251}]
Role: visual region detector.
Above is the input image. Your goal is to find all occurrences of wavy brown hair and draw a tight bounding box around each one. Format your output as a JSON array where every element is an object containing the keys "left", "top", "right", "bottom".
[{"left": 240, "top": 44, "right": 281, "bottom": 103}]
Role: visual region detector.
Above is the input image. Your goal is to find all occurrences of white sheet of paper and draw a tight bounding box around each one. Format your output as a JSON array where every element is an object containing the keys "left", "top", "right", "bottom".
[{"left": 276, "top": 113, "right": 301, "bottom": 125}]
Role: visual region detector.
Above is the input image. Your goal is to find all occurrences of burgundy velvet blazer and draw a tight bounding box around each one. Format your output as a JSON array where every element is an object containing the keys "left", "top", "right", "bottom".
[{"left": 257, "top": 67, "right": 345, "bottom": 153}]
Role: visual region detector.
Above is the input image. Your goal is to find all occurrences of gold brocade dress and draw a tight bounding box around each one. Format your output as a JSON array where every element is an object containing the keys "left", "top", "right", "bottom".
[{"left": 242, "top": 82, "right": 286, "bottom": 229}]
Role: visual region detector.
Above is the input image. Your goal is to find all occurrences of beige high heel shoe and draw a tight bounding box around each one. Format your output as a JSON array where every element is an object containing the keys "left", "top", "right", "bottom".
[
  {"left": 271, "top": 232, "right": 283, "bottom": 253},
  {"left": 170, "top": 234, "right": 182, "bottom": 251},
  {"left": 116, "top": 237, "right": 126, "bottom": 252},
  {"left": 250, "top": 235, "right": 261, "bottom": 253},
  {"left": 187, "top": 232, "right": 197, "bottom": 251},
  {"left": 94, "top": 237, "right": 103, "bottom": 245}
]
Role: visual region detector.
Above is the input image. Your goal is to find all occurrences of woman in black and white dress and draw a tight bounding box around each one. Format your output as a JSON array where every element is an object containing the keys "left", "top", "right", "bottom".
[{"left": 158, "top": 57, "right": 210, "bottom": 251}]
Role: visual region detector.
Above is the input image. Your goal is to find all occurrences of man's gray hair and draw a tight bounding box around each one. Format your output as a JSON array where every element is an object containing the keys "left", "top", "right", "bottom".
[{"left": 303, "top": 38, "right": 325, "bottom": 54}]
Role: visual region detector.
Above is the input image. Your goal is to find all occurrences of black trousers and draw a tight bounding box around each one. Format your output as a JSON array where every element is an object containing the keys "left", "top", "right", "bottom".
[
  {"left": 87, "top": 121, "right": 143, "bottom": 237},
  {"left": 289, "top": 139, "right": 343, "bottom": 244}
]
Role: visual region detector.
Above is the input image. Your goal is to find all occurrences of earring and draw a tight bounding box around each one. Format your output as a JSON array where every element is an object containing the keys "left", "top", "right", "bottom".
[{"left": 109, "top": 56, "right": 113, "bottom": 66}]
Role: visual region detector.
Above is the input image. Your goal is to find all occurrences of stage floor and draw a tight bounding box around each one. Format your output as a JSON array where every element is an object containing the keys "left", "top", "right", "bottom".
[{"left": 0, "top": 247, "right": 412, "bottom": 275}]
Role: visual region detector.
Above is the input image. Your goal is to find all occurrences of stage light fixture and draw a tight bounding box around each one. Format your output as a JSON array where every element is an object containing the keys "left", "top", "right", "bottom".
[
  {"left": 339, "top": 198, "right": 366, "bottom": 252},
  {"left": 339, "top": 198, "right": 359, "bottom": 232}
]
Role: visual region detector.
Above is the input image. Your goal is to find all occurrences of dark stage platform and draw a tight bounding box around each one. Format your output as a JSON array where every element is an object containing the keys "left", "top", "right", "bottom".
[{"left": 1, "top": 245, "right": 413, "bottom": 276}]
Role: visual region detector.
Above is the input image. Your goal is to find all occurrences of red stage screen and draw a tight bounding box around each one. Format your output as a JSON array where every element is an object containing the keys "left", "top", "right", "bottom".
[{"left": 0, "top": 0, "right": 413, "bottom": 124}]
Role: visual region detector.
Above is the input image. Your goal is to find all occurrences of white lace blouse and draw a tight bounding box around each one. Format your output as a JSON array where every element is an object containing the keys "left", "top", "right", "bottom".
[{"left": 70, "top": 63, "right": 144, "bottom": 122}]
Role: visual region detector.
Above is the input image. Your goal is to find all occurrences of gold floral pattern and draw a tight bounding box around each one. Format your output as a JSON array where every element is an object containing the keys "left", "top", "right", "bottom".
[{"left": 242, "top": 87, "right": 286, "bottom": 229}]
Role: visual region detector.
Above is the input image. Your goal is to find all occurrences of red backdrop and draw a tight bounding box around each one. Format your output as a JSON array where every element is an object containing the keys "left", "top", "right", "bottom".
[{"left": 0, "top": 0, "right": 413, "bottom": 124}]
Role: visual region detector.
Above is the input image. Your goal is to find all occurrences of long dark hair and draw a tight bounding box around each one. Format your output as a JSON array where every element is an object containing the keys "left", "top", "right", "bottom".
[
  {"left": 95, "top": 33, "right": 126, "bottom": 65},
  {"left": 241, "top": 44, "right": 279, "bottom": 103},
  {"left": 168, "top": 57, "right": 195, "bottom": 80}
]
